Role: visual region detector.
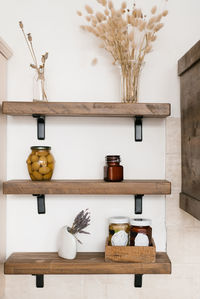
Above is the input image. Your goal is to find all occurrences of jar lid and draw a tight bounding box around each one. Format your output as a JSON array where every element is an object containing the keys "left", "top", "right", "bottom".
[
  {"left": 130, "top": 218, "right": 152, "bottom": 227},
  {"left": 31, "top": 146, "right": 51, "bottom": 150},
  {"left": 109, "top": 216, "right": 129, "bottom": 224},
  {"left": 106, "top": 155, "right": 121, "bottom": 162}
]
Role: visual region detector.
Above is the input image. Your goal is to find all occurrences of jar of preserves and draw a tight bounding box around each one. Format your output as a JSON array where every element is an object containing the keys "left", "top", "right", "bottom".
[
  {"left": 109, "top": 216, "right": 129, "bottom": 246},
  {"left": 26, "top": 146, "right": 55, "bottom": 181},
  {"left": 104, "top": 155, "right": 123, "bottom": 182},
  {"left": 130, "top": 218, "right": 152, "bottom": 247}
]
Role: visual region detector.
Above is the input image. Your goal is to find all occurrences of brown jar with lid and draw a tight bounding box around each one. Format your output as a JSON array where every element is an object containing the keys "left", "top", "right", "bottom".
[
  {"left": 104, "top": 155, "right": 123, "bottom": 182},
  {"left": 130, "top": 218, "right": 152, "bottom": 246}
]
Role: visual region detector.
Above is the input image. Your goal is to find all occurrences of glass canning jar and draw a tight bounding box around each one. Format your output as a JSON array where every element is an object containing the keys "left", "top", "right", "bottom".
[
  {"left": 130, "top": 218, "right": 152, "bottom": 247},
  {"left": 26, "top": 146, "right": 55, "bottom": 181},
  {"left": 108, "top": 216, "right": 129, "bottom": 246}
]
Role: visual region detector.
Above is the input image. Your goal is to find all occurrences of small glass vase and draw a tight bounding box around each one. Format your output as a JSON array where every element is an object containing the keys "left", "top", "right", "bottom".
[
  {"left": 33, "top": 69, "right": 48, "bottom": 102},
  {"left": 119, "top": 60, "right": 143, "bottom": 103}
]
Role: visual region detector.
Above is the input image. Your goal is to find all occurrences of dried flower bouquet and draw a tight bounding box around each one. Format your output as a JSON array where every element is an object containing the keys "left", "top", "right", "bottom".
[
  {"left": 19, "top": 21, "right": 48, "bottom": 102},
  {"left": 77, "top": 0, "right": 168, "bottom": 103},
  {"left": 67, "top": 209, "right": 91, "bottom": 244}
]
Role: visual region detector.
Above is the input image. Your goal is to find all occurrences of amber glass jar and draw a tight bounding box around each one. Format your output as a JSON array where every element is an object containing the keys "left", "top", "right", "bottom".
[
  {"left": 26, "top": 146, "right": 55, "bottom": 181},
  {"left": 108, "top": 216, "right": 129, "bottom": 246},
  {"left": 104, "top": 155, "right": 123, "bottom": 182},
  {"left": 130, "top": 218, "right": 152, "bottom": 246}
]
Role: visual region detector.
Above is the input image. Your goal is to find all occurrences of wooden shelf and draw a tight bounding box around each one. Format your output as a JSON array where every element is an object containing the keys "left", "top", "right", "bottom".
[
  {"left": 3, "top": 179, "right": 171, "bottom": 195},
  {"left": 4, "top": 252, "right": 171, "bottom": 275},
  {"left": 2, "top": 101, "right": 171, "bottom": 117}
]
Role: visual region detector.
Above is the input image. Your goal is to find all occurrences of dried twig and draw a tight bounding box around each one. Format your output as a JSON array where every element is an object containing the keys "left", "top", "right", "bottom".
[{"left": 19, "top": 21, "right": 48, "bottom": 102}]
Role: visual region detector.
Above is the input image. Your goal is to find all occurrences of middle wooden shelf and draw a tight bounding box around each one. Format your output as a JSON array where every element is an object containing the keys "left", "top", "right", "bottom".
[{"left": 3, "top": 179, "right": 171, "bottom": 195}]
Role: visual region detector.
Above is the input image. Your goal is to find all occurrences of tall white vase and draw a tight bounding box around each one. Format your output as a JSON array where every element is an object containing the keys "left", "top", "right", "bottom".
[{"left": 58, "top": 226, "right": 77, "bottom": 260}]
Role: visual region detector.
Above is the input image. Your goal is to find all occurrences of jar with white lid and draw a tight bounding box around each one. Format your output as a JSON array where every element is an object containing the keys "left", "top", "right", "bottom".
[
  {"left": 130, "top": 218, "right": 152, "bottom": 246},
  {"left": 108, "top": 216, "right": 129, "bottom": 246}
]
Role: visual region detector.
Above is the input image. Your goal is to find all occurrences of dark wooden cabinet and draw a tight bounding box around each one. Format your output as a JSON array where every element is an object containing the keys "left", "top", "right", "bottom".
[{"left": 178, "top": 41, "right": 200, "bottom": 220}]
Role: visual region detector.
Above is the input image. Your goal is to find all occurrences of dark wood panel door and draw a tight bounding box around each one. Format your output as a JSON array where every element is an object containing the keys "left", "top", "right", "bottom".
[{"left": 179, "top": 40, "right": 200, "bottom": 220}]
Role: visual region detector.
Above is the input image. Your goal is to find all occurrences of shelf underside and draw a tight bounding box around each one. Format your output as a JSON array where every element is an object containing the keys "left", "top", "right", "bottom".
[
  {"left": 2, "top": 102, "right": 171, "bottom": 117},
  {"left": 3, "top": 180, "right": 171, "bottom": 195},
  {"left": 4, "top": 252, "right": 171, "bottom": 275}
]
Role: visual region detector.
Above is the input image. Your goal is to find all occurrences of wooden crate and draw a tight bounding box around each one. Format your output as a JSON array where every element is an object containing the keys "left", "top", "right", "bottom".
[{"left": 105, "top": 238, "right": 156, "bottom": 263}]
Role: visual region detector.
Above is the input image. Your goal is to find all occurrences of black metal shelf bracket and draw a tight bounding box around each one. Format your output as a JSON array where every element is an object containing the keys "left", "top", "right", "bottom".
[
  {"left": 32, "top": 114, "right": 45, "bottom": 140},
  {"left": 134, "top": 274, "right": 143, "bottom": 288},
  {"left": 135, "top": 194, "right": 144, "bottom": 214},
  {"left": 32, "top": 274, "right": 44, "bottom": 288},
  {"left": 33, "top": 194, "right": 46, "bottom": 214},
  {"left": 135, "top": 116, "right": 143, "bottom": 142},
  {"left": 32, "top": 274, "right": 142, "bottom": 288}
]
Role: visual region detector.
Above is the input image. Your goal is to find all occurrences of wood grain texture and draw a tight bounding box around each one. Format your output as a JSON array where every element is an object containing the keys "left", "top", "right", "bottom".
[
  {"left": 105, "top": 239, "right": 156, "bottom": 263},
  {"left": 180, "top": 192, "right": 200, "bottom": 221},
  {"left": 178, "top": 40, "right": 200, "bottom": 75},
  {"left": 3, "top": 180, "right": 171, "bottom": 195},
  {"left": 179, "top": 42, "right": 200, "bottom": 219},
  {"left": 2, "top": 101, "right": 171, "bottom": 117},
  {"left": 4, "top": 252, "right": 171, "bottom": 275}
]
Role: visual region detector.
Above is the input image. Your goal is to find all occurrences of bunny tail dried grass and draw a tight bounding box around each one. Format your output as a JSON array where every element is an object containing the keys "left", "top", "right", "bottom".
[
  {"left": 85, "top": 5, "right": 93, "bottom": 14},
  {"left": 77, "top": 0, "right": 168, "bottom": 102},
  {"left": 91, "top": 58, "right": 98, "bottom": 65},
  {"left": 77, "top": 10, "right": 82, "bottom": 16}
]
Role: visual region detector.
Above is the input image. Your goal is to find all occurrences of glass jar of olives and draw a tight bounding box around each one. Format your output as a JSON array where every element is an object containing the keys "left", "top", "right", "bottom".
[{"left": 26, "top": 146, "right": 55, "bottom": 181}]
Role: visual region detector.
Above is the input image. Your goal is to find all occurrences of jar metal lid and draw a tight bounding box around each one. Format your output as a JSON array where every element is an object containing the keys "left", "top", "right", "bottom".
[
  {"left": 106, "top": 155, "right": 121, "bottom": 162},
  {"left": 31, "top": 146, "right": 51, "bottom": 150},
  {"left": 130, "top": 218, "right": 152, "bottom": 227},
  {"left": 109, "top": 216, "right": 129, "bottom": 224}
]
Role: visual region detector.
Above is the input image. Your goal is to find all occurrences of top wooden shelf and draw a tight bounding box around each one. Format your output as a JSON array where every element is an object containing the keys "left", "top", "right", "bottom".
[{"left": 2, "top": 101, "right": 171, "bottom": 117}]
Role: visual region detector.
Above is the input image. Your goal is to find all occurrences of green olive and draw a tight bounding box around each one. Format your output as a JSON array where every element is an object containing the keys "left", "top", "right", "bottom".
[
  {"left": 30, "top": 174, "right": 37, "bottom": 181},
  {"left": 47, "top": 154, "right": 54, "bottom": 163},
  {"left": 28, "top": 164, "right": 32, "bottom": 174},
  {"left": 26, "top": 154, "right": 32, "bottom": 164},
  {"left": 39, "top": 166, "right": 50, "bottom": 175},
  {"left": 48, "top": 163, "right": 54, "bottom": 170},
  {"left": 31, "top": 161, "right": 40, "bottom": 171},
  {"left": 31, "top": 155, "right": 39, "bottom": 162},
  {"left": 32, "top": 171, "right": 43, "bottom": 180},
  {"left": 43, "top": 171, "right": 52, "bottom": 180},
  {"left": 37, "top": 150, "right": 49, "bottom": 156},
  {"left": 39, "top": 156, "right": 47, "bottom": 166}
]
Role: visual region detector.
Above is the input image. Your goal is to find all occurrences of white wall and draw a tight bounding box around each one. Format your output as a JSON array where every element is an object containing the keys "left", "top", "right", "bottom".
[{"left": 0, "top": 0, "right": 199, "bottom": 258}]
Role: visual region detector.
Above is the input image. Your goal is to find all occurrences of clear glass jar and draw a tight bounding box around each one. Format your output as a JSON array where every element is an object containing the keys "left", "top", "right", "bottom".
[
  {"left": 104, "top": 155, "right": 123, "bottom": 182},
  {"left": 118, "top": 60, "right": 143, "bottom": 103},
  {"left": 109, "top": 216, "right": 129, "bottom": 246},
  {"left": 33, "top": 70, "right": 48, "bottom": 102},
  {"left": 130, "top": 218, "right": 152, "bottom": 247},
  {"left": 26, "top": 146, "right": 55, "bottom": 181}
]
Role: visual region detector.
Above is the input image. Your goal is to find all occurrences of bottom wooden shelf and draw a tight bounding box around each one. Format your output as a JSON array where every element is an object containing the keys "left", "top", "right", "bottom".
[{"left": 4, "top": 252, "right": 171, "bottom": 275}]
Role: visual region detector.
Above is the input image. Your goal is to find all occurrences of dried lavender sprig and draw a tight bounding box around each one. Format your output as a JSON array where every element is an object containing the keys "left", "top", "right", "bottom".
[
  {"left": 68, "top": 209, "right": 91, "bottom": 235},
  {"left": 72, "top": 217, "right": 90, "bottom": 232}
]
